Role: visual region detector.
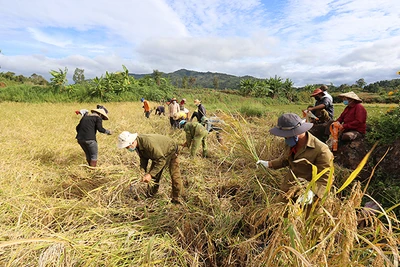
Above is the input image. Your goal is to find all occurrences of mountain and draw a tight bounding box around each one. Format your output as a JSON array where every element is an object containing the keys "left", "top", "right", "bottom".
[{"left": 129, "top": 69, "right": 255, "bottom": 89}]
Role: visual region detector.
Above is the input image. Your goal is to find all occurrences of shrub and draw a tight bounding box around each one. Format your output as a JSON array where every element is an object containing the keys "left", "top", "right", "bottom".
[{"left": 366, "top": 104, "right": 400, "bottom": 145}]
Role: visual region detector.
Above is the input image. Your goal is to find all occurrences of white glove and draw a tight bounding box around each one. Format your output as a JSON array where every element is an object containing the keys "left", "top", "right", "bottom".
[
  {"left": 297, "top": 190, "right": 315, "bottom": 205},
  {"left": 256, "top": 160, "right": 269, "bottom": 168}
]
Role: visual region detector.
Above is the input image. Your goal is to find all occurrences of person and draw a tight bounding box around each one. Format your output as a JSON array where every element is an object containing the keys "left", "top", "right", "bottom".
[
  {"left": 117, "top": 131, "right": 183, "bottom": 204},
  {"left": 256, "top": 113, "right": 334, "bottom": 203},
  {"left": 76, "top": 107, "right": 112, "bottom": 167},
  {"left": 307, "top": 88, "right": 334, "bottom": 122},
  {"left": 179, "top": 120, "right": 208, "bottom": 157},
  {"left": 168, "top": 98, "right": 180, "bottom": 128},
  {"left": 306, "top": 88, "right": 334, "bottom": 142},
  {"left": 75, "top": 109, "right": 88, "bottom": 117},
  {"left": 319, "top": 84, "right": 333, "bottom": 102},
  {"left": 179, "top": 98, "right": 186, "bottom": 111},
  {"left": 173, "top": 110, "right": 189, "bottom": 127},
  {"left": 201, "top": 116, "right": 224, "bottom": 144},
  {"left": 154, "top": 105, "right": 165, "bottom": 116},
  {"left": 179, "top": 99, "right": 190, "bottom": 121},
  {"left": 191, "top": 99, "right": 206, "bottom": 122},
  {"left": 141, "top": 97, "right": 151, "bottom": 118},
  {"left": 335, "top": 91, "right": 367, "bottom": 141}
]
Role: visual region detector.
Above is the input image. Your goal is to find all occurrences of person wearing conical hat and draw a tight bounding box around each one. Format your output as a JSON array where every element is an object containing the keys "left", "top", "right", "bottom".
[
  {"left": 76, "top": 106, "right": 112, "bottom": 167},
  {"left": 336, "top": 91, "right": 367, "bottom": 141},
  {"left": 256, "top": 113, "right": 333, "bottom": 204}
]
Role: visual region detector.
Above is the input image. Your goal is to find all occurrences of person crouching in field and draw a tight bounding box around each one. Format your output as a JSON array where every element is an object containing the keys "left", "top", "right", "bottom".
[
  {"left": 256, "top": 113, "right": 333, "bottom": 205},
  {"left": 117, "top": 131, "right": 183, "bottom": 204},
  {"left": 76, "top": 107, "right": 112, "bottom": 167},
  {"left": 155, "top": 105, "right": 165, "bottom": 116},
  {"left": 173, "top": 111, "right": 189, "bottom": 128},
  {"left": 75, "top": 109, "right": 88, "bottom": 117},
  {"left": 179, "top": 120, "right": 208, "bottom": 158}
]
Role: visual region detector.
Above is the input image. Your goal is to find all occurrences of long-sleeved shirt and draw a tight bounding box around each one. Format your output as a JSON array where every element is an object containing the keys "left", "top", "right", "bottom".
[
  {"left": 136, "top": 134, "right": 177, "bottom": 177},
  {"left": 76, "top": 115, "right": 110, "bottom": 141},
  {"left": 143, "top": 100, "right": 150, "bottom": 112},
  {"left": 337, "top": 103, "right": 367, "bottom": 134},
  {"left": 269, "top": 132, "right": 333, "bottom": 198},
  {"left": 184, "top": 122, "right": 208, "bottom": 147},
  {"left": 197, "top": 104, "right": 206, "bottom": 118},
  {"left": 168, "top": 102, "right": 180, "bottom": 117}
]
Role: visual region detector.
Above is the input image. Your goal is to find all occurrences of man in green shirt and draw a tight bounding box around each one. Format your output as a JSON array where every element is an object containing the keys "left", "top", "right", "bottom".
[
  {"left": 179, "top": 120, "right": 208, "bottom": 158},
  {"left": 117, "top": 131, "right": 183, "bottom": 204}
]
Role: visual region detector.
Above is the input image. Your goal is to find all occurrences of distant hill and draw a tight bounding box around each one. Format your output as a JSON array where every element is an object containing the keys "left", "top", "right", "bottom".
[{"left": 129, "top": 69, "right": 255, "bottom": 89}]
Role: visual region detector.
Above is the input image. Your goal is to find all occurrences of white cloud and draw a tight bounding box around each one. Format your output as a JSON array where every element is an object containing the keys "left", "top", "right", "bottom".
[
  {"left": 1, "top": 0, "right": 400, "bottom": 86},
  {"left": 27, "top": 28, "right": 72, "bottom": 48}
]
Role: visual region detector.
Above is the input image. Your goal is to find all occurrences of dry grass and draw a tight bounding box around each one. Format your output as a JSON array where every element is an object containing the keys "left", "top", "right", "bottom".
[{"left": 0, "top": 101, "right": 398, "bottom": 266}]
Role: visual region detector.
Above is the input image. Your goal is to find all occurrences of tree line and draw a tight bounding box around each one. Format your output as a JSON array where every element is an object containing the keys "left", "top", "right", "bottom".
[{"left": 1, "top": 66, "right": 400, "bottom": 103}]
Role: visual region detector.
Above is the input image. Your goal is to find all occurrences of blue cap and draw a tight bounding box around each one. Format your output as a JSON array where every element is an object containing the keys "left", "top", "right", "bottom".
[
  {"left": 140, "top": 97, "right": 145, "bottom": 102},
  {"left": 179, "top": 120, "right": 186, "bottom": 126}
]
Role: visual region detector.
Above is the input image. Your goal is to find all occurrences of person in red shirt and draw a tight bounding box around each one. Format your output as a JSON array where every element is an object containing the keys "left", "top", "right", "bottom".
[{"left": 336, "top": 91, "right": 367, "bottom": 141}]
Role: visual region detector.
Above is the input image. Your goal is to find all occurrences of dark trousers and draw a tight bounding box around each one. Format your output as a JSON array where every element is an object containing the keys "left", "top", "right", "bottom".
[{"left": 77, "top": 139, "right": 98, "bottom": 164}]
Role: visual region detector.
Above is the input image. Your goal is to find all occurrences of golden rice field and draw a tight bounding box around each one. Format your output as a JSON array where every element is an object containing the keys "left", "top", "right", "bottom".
[{"left": 0, "top": 101, "right": 399, "bottom": 266}]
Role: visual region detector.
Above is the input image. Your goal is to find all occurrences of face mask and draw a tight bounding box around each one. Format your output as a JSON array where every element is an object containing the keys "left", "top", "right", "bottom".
[
  {"left": 285, "top": 136, "right": 299, "bottom": 147},
  {"left": 343, "top": 100, "right": 349, "bottom": 105},
  {"left": 128, "top": 147, "right": 136, "bottom": 152}
]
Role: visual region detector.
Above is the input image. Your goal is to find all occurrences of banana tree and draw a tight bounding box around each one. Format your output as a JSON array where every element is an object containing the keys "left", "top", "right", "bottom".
[
  {"left": 114, "top": 65, "right": 131, "bottom": 93},
  {"left": 266, "top": 75, "right": 283, "bottom": 98},
  {"left": 91, "top": 76, "right": 106, "bottom": 99},
  {"left": 239, "top": 79, "right": 255, "bottom": 96},
  {"left": 49, "top": 67, "right": 68, "bottom": 92}
]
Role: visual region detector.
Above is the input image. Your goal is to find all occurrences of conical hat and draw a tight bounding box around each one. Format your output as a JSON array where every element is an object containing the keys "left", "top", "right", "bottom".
[
  {"left": 338, "top": 91, "right": 362, "bottom": 102},
  {"left": 91, "top": 109, "right": 109, "bottom": 120}
]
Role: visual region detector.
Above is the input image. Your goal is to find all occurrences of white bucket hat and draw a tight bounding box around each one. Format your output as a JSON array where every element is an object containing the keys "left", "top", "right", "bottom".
[{"left": 117, "top": 131, "right": 138, "bottom": 148}]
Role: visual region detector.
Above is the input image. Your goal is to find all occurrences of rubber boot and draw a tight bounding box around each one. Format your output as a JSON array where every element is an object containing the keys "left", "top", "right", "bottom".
[{"left": 89, "top": 160, "right": 97, "bottom": 167}]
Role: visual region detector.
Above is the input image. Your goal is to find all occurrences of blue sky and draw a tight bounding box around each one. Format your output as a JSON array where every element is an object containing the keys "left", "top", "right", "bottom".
[{"left": 1, "top": 0, "right": 399, "bottom": 86}]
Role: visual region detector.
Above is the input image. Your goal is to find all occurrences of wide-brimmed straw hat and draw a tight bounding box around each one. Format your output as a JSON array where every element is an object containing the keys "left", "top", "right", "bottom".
[
  {"left": 194, "top": 99, "right": 201, "bottom": 105},
  {"left": 338, "top": 91, "right": 362, "bottom": 102},
  {"left": 269, "top": 113, "right": 313, "bottom": 137},
  {"left": 91, "top": 109, "right": 109, "bottom": 120},
  {"left": 311, "top": 88, "right": 324, "bottom": 97},
  {"left": 117, "top": 131, "right": 138, "bottom": 148}
]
